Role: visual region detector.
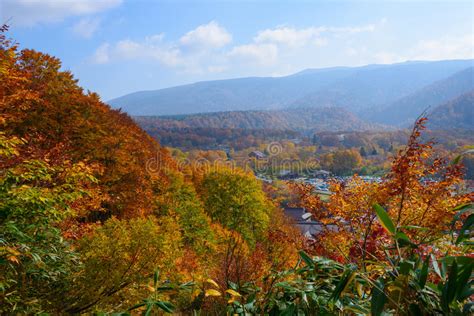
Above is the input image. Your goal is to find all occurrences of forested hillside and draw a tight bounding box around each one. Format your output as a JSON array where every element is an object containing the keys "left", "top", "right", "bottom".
[
  {"left": 109, "top": 60, "right": 473, "bottom": 116},
  {"left": 368, "top": 67, "right": 474, "bottom": 126},
  {"left": 135, "top": 107, "right": 380, "bottom": 132},
  {"left": 0, "top": 27, "right": 299, "bottom": 313},
  {"left": 429, "top": 90, "right": 474, "bottom": 130},
  {"left": 1, "top": 27, "right": 473, "bottom": 316}
]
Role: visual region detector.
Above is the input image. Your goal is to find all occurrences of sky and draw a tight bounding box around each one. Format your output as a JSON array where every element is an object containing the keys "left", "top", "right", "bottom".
[{"left": 1, "top": 0, "right": 473, "bottom": 100}]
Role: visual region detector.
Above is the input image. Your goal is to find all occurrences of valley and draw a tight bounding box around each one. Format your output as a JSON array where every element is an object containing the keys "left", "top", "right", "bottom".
[{"left": 1, "top": 1, "right": 473, "bottom": 313}]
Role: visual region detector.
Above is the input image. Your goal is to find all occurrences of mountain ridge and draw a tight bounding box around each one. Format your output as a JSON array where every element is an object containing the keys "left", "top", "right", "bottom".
[
  {"left": 366, "top": 67, "right": 474, "bottom": 126},
  {"left": 134, "top": 107, "right": 384, "bottom": 133},
  {"left": 428, "top": 90, "right": 474, "bottom": 130},
  {"left": 108, "top": 59, "right": 474, "bottom": 117}
]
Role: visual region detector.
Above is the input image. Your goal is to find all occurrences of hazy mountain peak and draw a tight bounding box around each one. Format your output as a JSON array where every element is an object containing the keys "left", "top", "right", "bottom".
[{"left": 108, "top": 59, "right": 473, "bottom": 120}]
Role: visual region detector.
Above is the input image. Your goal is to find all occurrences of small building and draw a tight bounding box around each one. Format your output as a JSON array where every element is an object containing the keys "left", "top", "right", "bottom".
[
  {"left": 278, "top": 172, "right": 300, "bottom": 180},
  {"left": 248, "top": 151, "right": 266, "bottom": 160},
  {"left": 284, "top": 207, "right": 308, "bottom": 222},
  {"left": 312, "top": 169, "right": 331, "bottom": 179},
  {"left": 283, "top": 207, "right": 338, "bottom": 240}
]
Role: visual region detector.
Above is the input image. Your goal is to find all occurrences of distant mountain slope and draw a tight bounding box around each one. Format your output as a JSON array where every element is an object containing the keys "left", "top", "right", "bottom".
[
  {"left": 134, "top": 107, "right": 382, "bottom": 132},
  {"left": 109, "top": 68, "right": 356, "bottom": 115},
  {"left": 428, "top": 91, "right": 474, "bottom": 130},
  {"left": 366, "top": 67, "right": 474, "bottom": 126},
  {"left": 291, "top": 61, "right": 473, "bottom": 111},
  {"left": 108, "top": 59, "right": 473, "bottom": 116}
]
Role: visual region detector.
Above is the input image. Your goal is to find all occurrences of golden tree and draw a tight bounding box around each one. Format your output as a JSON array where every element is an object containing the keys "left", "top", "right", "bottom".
[{"left": 291, "top": 118, "right": 472, "bottom": 264}]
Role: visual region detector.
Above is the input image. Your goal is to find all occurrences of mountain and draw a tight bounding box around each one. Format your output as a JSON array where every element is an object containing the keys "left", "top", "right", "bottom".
[
  {"left": 134, "top": 107, "right": 382, "bottom": 132},
  {"left": 428, "top": 90, "right": 474, "bottom": 130},
  {"left": 108, "top": 59, "right": 473, "bottom": 116},
  {"left": 290, "top": 61, "right": 473, "bottom": 112},
  {"left": 366, "top": 67, "right": 474, "bottom": 126},
  {"left": 109, "top": 68, "right": 356, "bottom": 115}
]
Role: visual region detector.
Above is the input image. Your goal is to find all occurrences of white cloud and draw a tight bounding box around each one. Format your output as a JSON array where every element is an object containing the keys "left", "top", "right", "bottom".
[
  {"left": 90, "top": 22, "right": 233, "bottom": 71},
  {"left": 92, "top": 43, "right": 110, "bottom": 64},
  {"left": 373, "top": 52, "right": 404, "bottom": 64},
  {"left": 2, "top": 0, "right": 122, "bottom": 26},
  {"left": 92, "top": 37, "right": 182, "bottom": 66},
  {"left": 114, "top": 40, "right": 142, "bottom": 58},
  {"left": 254, "top": 27, "right": 323, "bottom": 48},
  {"left": 145, "top": 33, "right": 165, "bottom": 43},
  {"left": 254, "top": 23, "right": 375, "bottom": 48},
  {"left": 229, "top": 22, "right": 376, "bottom": 66},
  {"left": 72, "top": 17, "right": 101, "bottom": 38},
  {"left": 228, "top": 44, "right": 278, "bottom": 66},
  {"left": 374, "top": 34, "right": 474, "bottom": 64},
  {"left": 90, "top": 20, "right": 387, "bottom": 74},
  {"left": 412, "top": 35, "right": 474, "bottom": 60},
  {"left": 207, "top": 65, "right": 227, "bottom": 73},
  {"left": 179, "top": 21, "right": 232, "bottom": 49}
]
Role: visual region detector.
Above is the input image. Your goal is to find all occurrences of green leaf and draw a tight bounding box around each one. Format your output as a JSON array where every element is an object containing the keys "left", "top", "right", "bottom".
[
  {"left": 280, "top": 303, "right": 296, "bottom": 316},
  {"left": 399, "top": 225, "right": 429, "bottom": 231},
  {"left": 419, "top": 255, "right": 430, "bottom": 289},
  {"left": 153, "top": 271, "right": 159, "bottom": 288},
  {"left": 451, "top": 154, "right": 462, "bottom": 165},
  {"left": 409, "top": 303, "right": 422, "bottom": 316},
  {"left": 143, "top": 303, "right": 153, "bottom": 316},
  {"left": 127, "top": 302, "right": 146, "bottom": 311},
  {"left": 395, "top": 232, "right": 410, "bottom": 241},
  {"left": 453, "top": 203, "right": 473, "bottom": 212},
  {"left": 451, "top": 149, "right": 474, "bottom": 165},
  {"left": 456, "top": 214, "right": 474, "bottom": 245},
  {"left": 154, "top": 301, "right": 175, "bottom": 313},
  {"left": 373, "top": 204, "right": 395, "bottom": 234},
  {"left": 156, "top": 286, "right": 174, "bottom": 291},
  {"left": 400, "top": 260, "right": 415, "bottom": 275},
  {"left": 455, "top": 262, "right": 473, "bottom": 300},
  {"left": 459, "top": 288, "right": 474, "bottom": 301},
  {"left": 395, "top": 232, "right": 416, "bottom": 248},
  {"left": 371, "top": 279, "right": 386, "bottom": 316},
  {"left": 431, "top": 255, "right": 443, "bottom": 279},
  {"left": 445, "top": 260, "right": 458, "bottom": 305},
  {"left": 298, "top": 250, "right": 314, "bottom": 268},
  {"left": 345, "top": 303, "right": 369, "bottom": 314},
  {"left": 330, "top": 267, "right": 356, "bottom": 302}
]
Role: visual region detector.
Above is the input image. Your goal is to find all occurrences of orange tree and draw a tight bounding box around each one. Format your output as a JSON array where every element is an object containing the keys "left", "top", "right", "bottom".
[
  {"left": 1, "top": 26, "right": 303, "bottom": 313},
  {"left": 291, "top": 118, "right": 472, "bottom": 264}
]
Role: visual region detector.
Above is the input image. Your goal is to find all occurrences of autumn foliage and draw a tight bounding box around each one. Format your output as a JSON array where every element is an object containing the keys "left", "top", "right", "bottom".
[
  {"left": 290, "top": 117, "right": 473, "bottom": 264},
  {"left": 1, "top": 25, "right": 472, "bottom": 315},
  {"left": 0, "top": 26, "right": 300, "bottom": 314}
]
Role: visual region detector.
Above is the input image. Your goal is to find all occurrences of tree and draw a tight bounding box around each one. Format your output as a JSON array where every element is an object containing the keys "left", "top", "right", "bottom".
[
  {"left": 290, "top": 118, "right": 471, "bottom": 263},
  {"left": 0, "top": 25, "right": 177, "bottom": 221},
  {"left": 0, "top": 134, "right": 95, "bottom": 313},
  {"left": 462, "top": 151, "right": 474, "bottom": 180},
  {"left": 0, "top": 25, "right": 187, "bottom": 313},
  {"left": 153, "top": 169, "right": 216, "bottom": 256},
  {"left": 196, "top": 167, "right": 272, "bottom": 246},
  {"left": 330, "top": 149, "right": 362, "bottom": 175},
  {"left": 62, "top": 217, "right": 183, "bottom": 313}
]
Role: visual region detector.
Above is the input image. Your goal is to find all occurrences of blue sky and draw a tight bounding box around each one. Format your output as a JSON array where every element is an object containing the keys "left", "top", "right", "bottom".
[{"left": 2, "top": 0, "right": 473, "bottom": 100}]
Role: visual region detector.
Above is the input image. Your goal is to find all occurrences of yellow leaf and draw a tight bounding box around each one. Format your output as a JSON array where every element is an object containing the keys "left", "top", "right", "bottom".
[
  {"left": 205, "top": 289, "right": 221, "bottom": 297},
  {"left": 7, "top": 256, "right": 19, "bottom": 264},
  {"left": 6, "top": 247, "right": 21, "bottom": 256},
  {"left": 206, "top": 278, "right": 220, "bottom": 288},
  {"left": 356, "top": 282, "right": 364, "bottom": 298},
  {"left": 191, "top": 288, "right": 201, "bottom": 299},
  {"left": 226, "top": 289, "right": 241, "bottom": 297}
]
